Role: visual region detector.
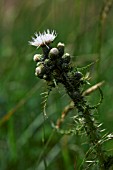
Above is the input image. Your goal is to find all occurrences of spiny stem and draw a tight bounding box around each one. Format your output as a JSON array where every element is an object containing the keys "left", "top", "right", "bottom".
[
  {"left": 81, "top": 108, "right": 106, "bottom": 169},
  {"left": 71, "top": 95, "right": 106, "bottom": 169},
  {"left": 60, "top": 72, "right": 107, "bottom": 169}
]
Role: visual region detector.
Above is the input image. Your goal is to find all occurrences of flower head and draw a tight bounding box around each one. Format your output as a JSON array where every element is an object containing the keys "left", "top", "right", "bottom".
[{"left": 29, "top": 29, "right": 57, "bottom": 48}]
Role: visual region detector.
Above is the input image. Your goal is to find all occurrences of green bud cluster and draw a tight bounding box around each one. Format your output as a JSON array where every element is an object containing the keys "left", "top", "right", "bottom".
[
  {"left": 33, "top": 42, "right": 85, "bottom": 96},
  {"left": 33, "top": 42, "right": 72, "bottom": 83}
]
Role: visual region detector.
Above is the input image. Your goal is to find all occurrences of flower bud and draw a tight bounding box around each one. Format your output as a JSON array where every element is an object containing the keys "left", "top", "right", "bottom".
[
  {"left": 44, "top": 59, "right": 52, "bottom": 66},
  {"left": 36, "top": 61, "right": 43, "bottom": 67},
  {"left": 57, "top": 42, "right": 65, "bottom": 56},
  {"left": 33, "top": 54, "right": 42, "bottom": 62},
  {"left": 62, "top": 53, "right": 70, "bottom": 63},
  {"left": 74, "top": 71, "right": 83, "bottom": 80},
  {"left": 49, "top": 48, "right": 59, "bottom": 60},
  {"left": 35, "top": 65, "right": 45, "bottom": 77},
  {"left": 35, "top": 67, "right": 41, "bottom": 76}
]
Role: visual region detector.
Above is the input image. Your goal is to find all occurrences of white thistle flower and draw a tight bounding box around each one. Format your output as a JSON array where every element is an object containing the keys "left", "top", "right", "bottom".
[{"left": 29, "top": 29, "right": 57, "bottom": 48}]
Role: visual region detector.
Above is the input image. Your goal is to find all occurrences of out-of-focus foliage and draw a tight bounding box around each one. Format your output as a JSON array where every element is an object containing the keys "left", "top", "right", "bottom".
[{"left": 0, "top": 0, "right": 113, "bottom": 169}]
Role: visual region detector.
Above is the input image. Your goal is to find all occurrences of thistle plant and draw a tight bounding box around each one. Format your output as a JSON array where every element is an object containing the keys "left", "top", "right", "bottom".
[{"left": 29, "top": 30, "right": 113, "bottom": 169}]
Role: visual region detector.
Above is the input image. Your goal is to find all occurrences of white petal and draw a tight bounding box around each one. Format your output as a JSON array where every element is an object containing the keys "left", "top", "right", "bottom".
[{"left": 29, "top": 29, "right": 57, "bottom": 48}]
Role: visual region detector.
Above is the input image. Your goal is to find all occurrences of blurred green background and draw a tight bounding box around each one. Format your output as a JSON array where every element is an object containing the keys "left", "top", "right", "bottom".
[{"left": 0, "top": 0, "right": 113, "bottom": 169}]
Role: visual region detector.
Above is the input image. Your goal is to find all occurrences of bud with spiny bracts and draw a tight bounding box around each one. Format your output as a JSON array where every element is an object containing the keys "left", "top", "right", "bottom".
[
  {"left": 62, "top": 53, "right": 70, "bottom": 64},
  {"left": 35, "top": 65, "right": 46, "bottom": 78},
  {"left": 57, "top": 42, "right": 65, "bottom": 56},
  {"left": 36, "top": 61, "right": 43, "bottom": 67},
  {"left": 74, "top": 71, "right": 83, "bottom": 80},
  {"left": 33, "top": 54, "right": 42, "bottom": 62},
  {"left": 49, "top": 48, "right": 59, "bottom": 60}
]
